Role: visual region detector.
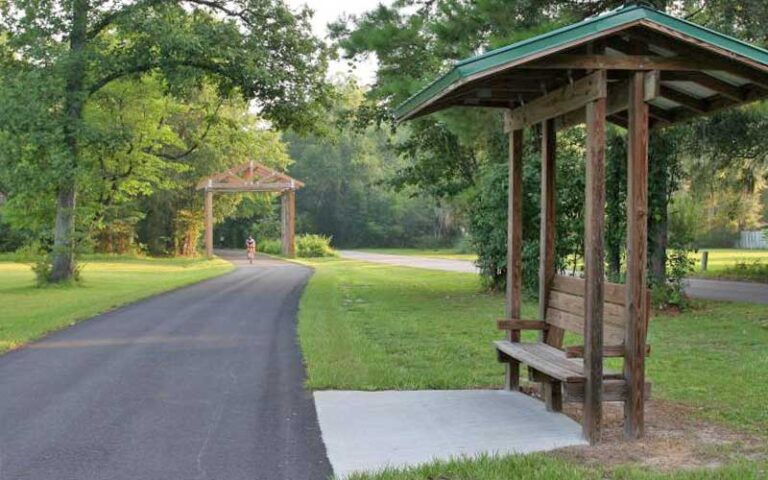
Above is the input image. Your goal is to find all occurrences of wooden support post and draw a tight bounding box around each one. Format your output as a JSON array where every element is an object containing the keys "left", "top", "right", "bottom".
[
  {"left": 281, "top": 190, "right": 296, "bottom": 257},
  {"left": 624, "top": 71, "right": 649, "bottom": 440},
  {"left": 539, "top": 118, "right": 561, "bottom": 347},
  {"left": 543, "top": 380, "right": 563, "bottom": 412},
  {"left": 583, "top": 71, "right": 607, "bottom": 444},
  {"left": 505, "top": 126, "right": 524, "bottom": 391},
  {"left": 204, "top": 190, "right": 213, "bottom": 259}
]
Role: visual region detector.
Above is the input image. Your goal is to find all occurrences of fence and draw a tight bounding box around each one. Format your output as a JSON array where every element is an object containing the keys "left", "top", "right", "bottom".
[{"left": 738, "top": 230, "right": 768, "bottom": 249}]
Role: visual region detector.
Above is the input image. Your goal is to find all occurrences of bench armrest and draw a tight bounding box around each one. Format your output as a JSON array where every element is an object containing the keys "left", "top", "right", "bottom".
[
  {"left": 565, "top": 344, "right": 651, "bottom": 358},
  {"left": 497, "top": 319, "right": 549, "bottom": 331}
]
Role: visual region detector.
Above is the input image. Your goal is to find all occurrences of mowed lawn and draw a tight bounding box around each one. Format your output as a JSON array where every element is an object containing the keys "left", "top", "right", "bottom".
[
  {"left": 297, "top": 258, "right": 768, "bottom": 479},
  {"left": 357, "top": 248, "right": 477, "bottom": 261},
  {"left": 690, "top": 248, "right": 768, "bottom": 281},
  {"left": 357, "top": 247, "right": 768, "bottom": 281},
  {"left": 0, "top": 256, "right": 233, "bottom": 353}
]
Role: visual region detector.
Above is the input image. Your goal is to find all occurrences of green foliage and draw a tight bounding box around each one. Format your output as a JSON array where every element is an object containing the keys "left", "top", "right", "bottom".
[
  {"left": 651, "top": 249, "right": 695, "bottom": 310},
  {"left": 256, "top": 235, "right": 335, "bottom": 257},
  {"left": 0, "top": 0, "right": 332, "bottom": 280},
  {"left": 331, "top": 0, "right": 768, "bottom": 293},
  {"left": 287, "top": 83, "right": 457, "bottom": 249},
  {"left": 468, "top": 127, "right": 586, "bottom": 292},
  {"left": 257, "top": 239, "right": 282, "bottom": 255},
  {"left": 296, "top": 234, "right": 335, "bottom": 258}
]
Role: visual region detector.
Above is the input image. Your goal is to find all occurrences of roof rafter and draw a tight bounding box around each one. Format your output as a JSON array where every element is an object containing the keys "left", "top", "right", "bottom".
[{"left": 196, "top": 161, "right": 304, "bottom": 193}]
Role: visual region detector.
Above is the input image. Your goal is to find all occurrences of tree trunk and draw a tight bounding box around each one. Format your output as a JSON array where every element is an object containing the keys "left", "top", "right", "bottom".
[
  {"left": 647, "top": 133, "right": 670, "bottom": 287},
  {"left": 50, "top": 0, "right": 88, "bottom": 282},
  {"left": 50, "top": 185, "right": 77, "bottom": 281}
]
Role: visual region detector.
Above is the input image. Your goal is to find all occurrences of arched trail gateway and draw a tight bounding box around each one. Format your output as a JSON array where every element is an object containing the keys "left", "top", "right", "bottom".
[
  {"left": 197, "top": 161, "right": 304, "bottom": 258},
  {"left": 394, "top": 3, "right": 768, "bottom": 444}
]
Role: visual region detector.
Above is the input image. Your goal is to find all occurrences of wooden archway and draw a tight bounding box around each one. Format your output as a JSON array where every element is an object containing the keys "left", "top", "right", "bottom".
[{"left": 196, "top": 161, "right": 304, "bottom": 258}]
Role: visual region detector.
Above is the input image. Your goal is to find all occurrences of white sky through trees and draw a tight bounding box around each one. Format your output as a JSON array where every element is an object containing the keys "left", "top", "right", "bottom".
[{"left": 286, "top": 0, "right": 391, "bottom": 85}]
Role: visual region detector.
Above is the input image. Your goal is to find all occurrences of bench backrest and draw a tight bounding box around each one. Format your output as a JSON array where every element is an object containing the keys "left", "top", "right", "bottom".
[{"left": 545, "top": 275, "right": 634, "bottom": 344}]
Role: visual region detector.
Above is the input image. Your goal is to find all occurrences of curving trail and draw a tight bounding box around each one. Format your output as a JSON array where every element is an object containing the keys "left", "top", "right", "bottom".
[{"left": 0, "top": 251, "right": 332, "bottom": 480}]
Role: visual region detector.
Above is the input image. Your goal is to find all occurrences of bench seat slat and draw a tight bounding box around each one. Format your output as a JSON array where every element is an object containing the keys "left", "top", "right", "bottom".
[
  {"left": 496, "top": 341, "right": 584, "bottom": 383},
  {"left": 495, "top": 340, "right": 621, "bottom": 384}
]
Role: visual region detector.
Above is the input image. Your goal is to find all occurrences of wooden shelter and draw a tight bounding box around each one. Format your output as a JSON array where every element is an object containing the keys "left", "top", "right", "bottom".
[
  {"left": 196, "top": 161, "right": 304, "bottom": 258},
  {"left": 395, "top": 3, "right": 768, "bottom": 444}
]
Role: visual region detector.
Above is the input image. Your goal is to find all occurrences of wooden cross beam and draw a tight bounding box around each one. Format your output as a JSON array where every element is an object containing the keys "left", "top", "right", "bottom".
[
  {"left": 556, "top": 71, "right": 659, "bottom": 130},
  {"left": 628, "top": 25, "right": 768, "bottom": 90},
  {"left": 504, "top": 70, "right": 607, "bottom": 132},
  {"left": 661, "top": 71, "right": 745, "bottom": 102},
  {"left": 521, "top": 54, "right": 722, "bottom": 71}
]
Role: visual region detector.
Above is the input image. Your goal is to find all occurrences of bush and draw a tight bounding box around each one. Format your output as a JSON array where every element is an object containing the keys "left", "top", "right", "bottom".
[
  {"left": 296, "top": 234, "right": 335, "bottom": 258},
  {"left": 15, "top": 242, "right": 82, "bottom": 286},
  {"left": 651, "top": 248, "right": 695, "bottom": 310},
  {"left": 257, "top": 239, "right": 282, "bottom": 255}
]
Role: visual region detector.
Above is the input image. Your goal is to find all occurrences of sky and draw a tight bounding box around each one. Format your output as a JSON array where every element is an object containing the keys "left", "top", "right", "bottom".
[{"left": 285, "top": 0, "right": 392, "bottom": 85}]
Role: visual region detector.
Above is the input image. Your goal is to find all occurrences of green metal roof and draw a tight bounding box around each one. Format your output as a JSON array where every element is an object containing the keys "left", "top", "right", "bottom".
[{"left": 395, "top": 4, "right": 768, "bottom": 121}]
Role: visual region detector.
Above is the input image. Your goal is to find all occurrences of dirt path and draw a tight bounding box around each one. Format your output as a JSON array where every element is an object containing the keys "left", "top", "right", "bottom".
[{"left": 0, "top": 251, "right": 332, "bottom": 480}]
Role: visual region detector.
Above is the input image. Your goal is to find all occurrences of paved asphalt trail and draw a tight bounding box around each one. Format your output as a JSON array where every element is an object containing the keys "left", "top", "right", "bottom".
[
  {"left": 339, "top": 250, "right": 768, "bottom": 304},
  {"left": 0, "top": 252, "right": 332, "bottom": 480}
]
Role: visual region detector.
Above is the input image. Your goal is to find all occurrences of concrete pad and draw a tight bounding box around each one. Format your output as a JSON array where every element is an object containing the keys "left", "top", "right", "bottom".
[{"left": 314, "top": 390, "right": 588, "bottom": 478}]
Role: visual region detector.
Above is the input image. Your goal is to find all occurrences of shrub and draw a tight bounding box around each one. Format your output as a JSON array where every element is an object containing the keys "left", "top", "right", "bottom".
[
  {"left": 257, "top": 239, "right": 282, "bottom": 255},
  {"left": 651, "top": 248, "right": 695, "bottom": 310},
  {"left": 15, "top": 242, "right": 82, "bottom": 286},
  {"left": 296, "top": 234, "right": 335, "bottom": 258}
]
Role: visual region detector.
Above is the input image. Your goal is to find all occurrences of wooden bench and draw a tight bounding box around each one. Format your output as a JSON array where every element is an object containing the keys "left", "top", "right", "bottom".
[{"left": 495, "top": 274, "right": 650, "bottom": 412}]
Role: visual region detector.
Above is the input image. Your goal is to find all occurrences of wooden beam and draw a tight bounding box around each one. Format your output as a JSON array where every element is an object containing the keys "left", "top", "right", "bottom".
[
  {"left": 505, "top": 71, "right": 606, "bottom": 131},
  {"left": 624, "top": 71, "right": 649, "bottom": 440},
  {"left": 661, "top": 71, "right": 745, "bottom": 102},
  {"left": 206, "top": 185, "right": 298, "bottom": 193},
  {"left": 497, "top": 320, "right": 548, "bottom": 330},
  {"left": 648, "top": 105, "right": 675, "bottom": 124},
  {"left": 583, "top": 85, "right": 606, "bottom": 445},
  {"left": 539, "top": 118, "right": 562, "bottom": 347},
  {"left": 204, "top": 190, "right": 214, "bottom": 259},
  {"left": 565, "top": 344, "right": 651, "bottom": 358},
  {"left": 523, "top": 54, "right": 718, "bottom": 71},
  {"left": 659, "top": 85, "right": 707, "bottom": 113},
  {"left": 281, "top": 190, "right": 296, "bottom": 257},
  {"left": 630, "top": 25, "right": 768, "bottom": 90},
  {"left": 565, "top": 380, "right": 651, "bottom": 403},
  {"left": 557, "top": 71, "right": 659, "bottom": 129},
  {"left": 667, "top": 88, "right": 768, "bottom": 126},
  {"left": 505, "top": 127, "right": 525, "bottom": 390}
]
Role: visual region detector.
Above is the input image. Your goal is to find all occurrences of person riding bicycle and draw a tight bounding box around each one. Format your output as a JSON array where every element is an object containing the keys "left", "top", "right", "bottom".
[{"left": 245, "top": 235, "right": 257, "bottom": 264}]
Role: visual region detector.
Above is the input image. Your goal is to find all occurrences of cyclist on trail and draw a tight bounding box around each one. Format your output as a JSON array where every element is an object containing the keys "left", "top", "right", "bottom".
[{"left": 245, "top": 235, "right": 257, "bottom": 264}]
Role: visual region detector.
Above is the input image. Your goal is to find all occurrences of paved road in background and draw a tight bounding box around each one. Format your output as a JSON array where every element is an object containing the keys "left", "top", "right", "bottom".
[
  {"left": 338, "top": 250, "right": 480, "bottom": 274},
  {"left": 340, "top": 250, "right": 768, "bottom": 304},
  {"left": 684, "top": 278, "right": 768, "bottom": 304},
  {"left": 0, "top": 251, "right": 332, "bottom": 480}
]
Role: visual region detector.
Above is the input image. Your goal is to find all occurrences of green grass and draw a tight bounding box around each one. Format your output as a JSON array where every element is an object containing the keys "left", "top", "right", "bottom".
[
  {"left": 356, "top": 248, "right": 768, "bottom": 282},
  {"left": 690, "top": 249, "right": 768, "bottom": 282},
  {"left": 298, "top": 258, "right": 768, "bottom": 434},
  {"left": 357, "top": 248, "right": 477, "bottom": 261},
  {"left": 346, "top": 454, "right": 765, "bottom": 480},
  {"left": 298, "top": 258, "right": 768, "bottom": 478},
  {"left": 0, "top": 255, "right": 233, "bottom": 353}
]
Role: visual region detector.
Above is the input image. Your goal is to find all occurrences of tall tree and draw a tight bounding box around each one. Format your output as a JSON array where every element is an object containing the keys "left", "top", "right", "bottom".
[{"left": 0, "top": 0, "right": 330, "bottom": 281}]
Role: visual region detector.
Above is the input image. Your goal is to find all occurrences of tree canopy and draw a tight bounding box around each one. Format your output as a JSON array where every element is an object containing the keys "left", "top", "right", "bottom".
[{"left": 0, "top": 0, "right": 331, "bottom": 281}]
